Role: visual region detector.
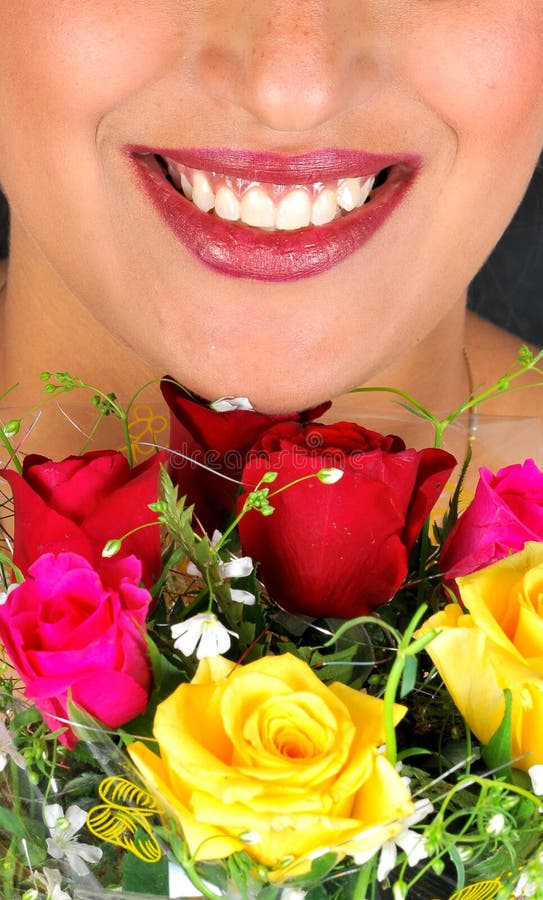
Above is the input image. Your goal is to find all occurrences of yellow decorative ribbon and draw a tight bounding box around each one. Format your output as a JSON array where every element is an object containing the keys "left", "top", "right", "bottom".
[
  {"left": 87, "top": 775, "right": 162, "bottom": 863},
  {"left": 441, "top": 880, "right": 501, "bottom": 900},
  {"left": 123, "top": 404, "right": 168, "bottom": 463}
]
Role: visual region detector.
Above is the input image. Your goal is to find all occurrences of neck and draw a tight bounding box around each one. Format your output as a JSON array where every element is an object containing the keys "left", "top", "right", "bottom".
[
  {"left": 2, "top": 220, "right": 470, "bottom": 446},
  {"left": 328, "top": 297, "right": 469, "bottom": 420}
]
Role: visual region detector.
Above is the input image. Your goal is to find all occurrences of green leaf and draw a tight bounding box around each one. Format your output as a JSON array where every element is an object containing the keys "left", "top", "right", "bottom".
[
  {"left": 446, "top": 843, "right": 466, "bottom": 889},
  {"left": 396, "top": 400, "right": 432, "bottom": 421},
  {"left": 0, "top": 807, "right": 27, "bottom": 838},
  {"left": 122, "top": 851, "right": 169, "bottom": 894},
  {"left": 481, "top": 689, "right": 513, "bottom": 777},
  {"left": 400, "top": 654, "right": 418, "bottom": 698},
  {"left": 194, "top": 537, "right": 213, "bottom": 567},
  {"left": 11, "top": 706, "right": 44, "bottom": 730},
  {"left": 307, "top": 851, "right": 339, "bottom": 880},
  {"left": 150, "top": 544, "right": 187, "bottom": 598}
]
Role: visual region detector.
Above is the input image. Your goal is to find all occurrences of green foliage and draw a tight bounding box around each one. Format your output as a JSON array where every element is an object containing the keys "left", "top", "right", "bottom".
[
  {"left": 121, "top": 852, "right": 169, "bottom": 894},
  {"left": 481, "top": 689, "right": 513, "bottom": 777}
]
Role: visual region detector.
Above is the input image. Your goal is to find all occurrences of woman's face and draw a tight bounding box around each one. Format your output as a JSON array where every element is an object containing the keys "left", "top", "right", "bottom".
[{"left": 1, "top": 1, "right": 543, "bottom": 410}]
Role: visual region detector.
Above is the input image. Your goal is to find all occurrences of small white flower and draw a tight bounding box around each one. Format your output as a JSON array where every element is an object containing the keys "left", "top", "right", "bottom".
[
  {"left": 529, "top": 764, "right": 543, "bottom": 796},
  {"left": 34, "top": 867, "right": 72, "bottom": 900},
  {"left": 44, "top": 804, "right": 102, "bottom": 877},
  {"left": 0, "top": 717, "right": 25, "bottom": 772},
  {"left": 210, "top": 396, "right": 254, "bottom": 412},
  {"left": 239, "top": 830, "right": 261, "bottom": 844},
  {"left": 280, "top": 889, "right": 307, "bottom": 900},
  {"left": 514, "top": 869, "right": 538, "bottom": 898},
  {"left": 171, "top": 613, "right": 236, "bottom": 659},
  {"left": 486, "top": 813, "right": 506, "bottom": 835},
  {"left": 230, "top": 588, "right": 256, "bottom": 606},
  {"left": 186, "top": 529, "right": 254, "bottom": 582},
  {"left": 220, "top": 556, "right": 253, "bottom": 579},
  {"left": 354, "top": 798, "right": 433, "bottom": 882}
]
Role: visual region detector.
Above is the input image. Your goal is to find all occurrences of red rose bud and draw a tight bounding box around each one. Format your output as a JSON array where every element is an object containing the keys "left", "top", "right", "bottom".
[
  {"left": 0, "top": 552, "right": 152, "bottom": 748},
  {"left": 441, "top": 459, "right": 543, "bottom": 583},
  {"left": 161, "top": 377, "right": 331, "bottom": 532},
  {"left": 2, "top": 449, "right": 167, "bottom": 588},
  {"left": 238, "top": 421, "right": 456, "bottom": 618}
]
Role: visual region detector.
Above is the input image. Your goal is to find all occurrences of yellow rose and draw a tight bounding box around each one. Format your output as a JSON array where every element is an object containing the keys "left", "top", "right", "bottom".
[
  {"left": 129, "top": 652, "right": 413, "bottom": 878},
  {"left": 420, "top": 541, "right": 543, "bottom": 771}
]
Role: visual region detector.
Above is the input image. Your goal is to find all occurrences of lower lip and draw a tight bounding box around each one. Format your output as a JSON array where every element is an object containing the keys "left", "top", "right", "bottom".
[{"left": 129, "top": 153, "right": 417, "bottom": 282}]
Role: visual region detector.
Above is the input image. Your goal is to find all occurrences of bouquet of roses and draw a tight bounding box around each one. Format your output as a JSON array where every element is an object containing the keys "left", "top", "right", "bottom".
[{"left": 0, "top": 351, "right": 542, "bottom": 900}]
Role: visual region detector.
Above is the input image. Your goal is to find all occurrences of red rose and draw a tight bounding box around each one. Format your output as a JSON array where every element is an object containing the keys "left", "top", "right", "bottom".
[
  {"left": 0, "top": 552, "right": 152, "bottom": 748},
  {"left": 161, "top": 377, "right": 331, "bottom": 531},
  {"left": 441, "top": 459, "right": 543, "bottom": 582},
  {"left": 2, "top": 449, "right": 166, "bottom": 587},
  {"left": 238, "top": 421, "right": 456, "bottom": 618}
]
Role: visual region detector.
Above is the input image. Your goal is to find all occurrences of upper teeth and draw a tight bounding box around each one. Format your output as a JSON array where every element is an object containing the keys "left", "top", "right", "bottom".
[{"left": 164, "top": 158, "right": 376, "bottom": 231}]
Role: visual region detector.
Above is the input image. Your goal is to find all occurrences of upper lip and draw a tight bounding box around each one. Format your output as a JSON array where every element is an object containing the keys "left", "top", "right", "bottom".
[{"left": 127, "top": 145, "right": 420, "bottom": 182}]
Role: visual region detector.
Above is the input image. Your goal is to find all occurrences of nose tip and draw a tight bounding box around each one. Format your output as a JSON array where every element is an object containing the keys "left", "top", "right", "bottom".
[{"left": 196, "top": 5, "right": 380, "bottom": 134}]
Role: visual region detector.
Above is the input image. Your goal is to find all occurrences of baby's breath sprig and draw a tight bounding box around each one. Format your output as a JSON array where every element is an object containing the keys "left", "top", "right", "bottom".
[
  {"left": 38, "top": 372, "right": 169, "bottom": 465},
  {"left": 352, "top": 345, "right": 543, "bottom": 449}
]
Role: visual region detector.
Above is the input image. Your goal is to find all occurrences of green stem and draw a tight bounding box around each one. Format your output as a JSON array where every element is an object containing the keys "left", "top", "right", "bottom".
[
  {"left": 383, "top": 651, "right": 406, "bottom": 767},
  {"left": 78, "top": 410, "right": 107, "bottom": 454},
  {"left": 0, "top": 426, "right": 22, "bottom": 475},
  {"left": 178, "top": 860, "right": 223, "bottom": 900},
  {"left": 464, "top": 725, "right": 472, "bottom": 777},
  {"left": 319, "top": 615, "right": 402, "bottom": 650},
  {"left": 215, "top": 503, "right": 250, "bottom": 548},
  {"left": 217, "top": 467, "right": 347, "bottom": 553},
  {"left": 0, "top": 384, "right": 19, "bottom": 404},
  {"left": 352, "top": 348, "right": 543, "bottom": 449},
  {"left": 383, "top": 606, "right": 436, "bottom": 766},
  {"left": 268, "top": 471, "right": 327, "bottom": 498},
  {"left": 2, "top": 838, "right": 16, "bottom": 900},
  {"left": 350, "top": 385, "right": 436, "bottom": 423},
  {"left": 42, "top": 739, "right": 58, "bottom": 808},
  {"left": 0, "top": 550, "right": 23, "bottom": 583},
  {"left": 352, "top": 859, "right": 373, "bottom": 899},
  {"left": 102, "top": 520, "right": 160, "bottom": 557},
  {"left": 121, "top": 412, "right": 134, "bottom": 468},
  {"left": 124, "top": 376, "right": 165, "bottom": 420}
]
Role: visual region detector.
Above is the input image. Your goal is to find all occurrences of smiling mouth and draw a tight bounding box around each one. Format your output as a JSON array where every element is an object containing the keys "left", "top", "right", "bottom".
[
  {"left": 158, "top": 154, "right": 384, "bottom": 232},
  {"left": 129, "top": 147, "right": 419, "bottom": 281}
]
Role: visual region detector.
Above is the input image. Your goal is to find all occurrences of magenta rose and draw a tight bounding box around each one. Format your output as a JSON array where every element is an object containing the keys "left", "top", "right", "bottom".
[
  {"left": 238, "top": 421, "right": 456, "bottom": 618},
  {"left": 161, "top": 377, "right": 331, "bottom": 532},
  {"left": 0, "top": 552, "right": 152, "bottom": 748},
  {"left": 2, "top": 449, "right": 166, "bottom": 588},
  {"left": 441, "top": 458, "right": 543, "bottom": 582}
]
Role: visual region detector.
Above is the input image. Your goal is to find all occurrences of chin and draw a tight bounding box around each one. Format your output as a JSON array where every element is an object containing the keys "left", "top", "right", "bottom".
[{"left": 169, "top": 369, "right": 335, "bottom": 415}]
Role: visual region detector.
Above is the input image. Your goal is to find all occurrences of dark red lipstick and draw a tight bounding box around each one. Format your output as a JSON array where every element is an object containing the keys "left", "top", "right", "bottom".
[{"left": 127, "top": 147, "right": 420, "bottom": 282}]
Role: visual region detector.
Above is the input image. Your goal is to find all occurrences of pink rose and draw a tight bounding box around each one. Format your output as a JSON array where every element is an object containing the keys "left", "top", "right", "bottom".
[
  {"left": 0, "top": 552, "right": 152, "bottom": 748},
  {"left": 441, "top": 459, "right": 543, "bottom": 582},
  {"left": 238, "top": 421, "right": 456, "bottom": 618},
  {"left": 2, "top": 449, "right": 166, "bottom": 588},
  {"left": 161, "top": 377, "right": 331, "bottom": 532}
]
